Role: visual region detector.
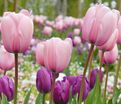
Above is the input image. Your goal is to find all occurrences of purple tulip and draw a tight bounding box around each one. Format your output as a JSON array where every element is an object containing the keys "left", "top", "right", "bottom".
[
  {"left": 36, "top": 67, "right": 52, "bottom": 93},
  {"left": 72, "top": 75, "right": 90, "bottom": 101},
  {"left": 64, "top": 76, "right": 77, "bottom": 86},
  {"left": 0, "top": 75, "right": 14, "bottom": 101},
  {"left": 53, "top": 78, "right": 70, "bottom": 104},
  {"left": 90, "top": 69, "right": 104, "bottom": 89}
]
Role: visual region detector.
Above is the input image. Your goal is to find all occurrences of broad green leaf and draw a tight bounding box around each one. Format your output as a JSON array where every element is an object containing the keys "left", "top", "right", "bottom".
[
  {"left": 85, "top": 75, "right": 104, "bottom": 104},
  {"left": 1, "top": 94, "right": 9, "bottom": 104},
  {"left": 35, "top": 93, "right": 42, "bottom": 104},
  {"left": 24, "top": 88, "right": 32, "bottom": 104}
]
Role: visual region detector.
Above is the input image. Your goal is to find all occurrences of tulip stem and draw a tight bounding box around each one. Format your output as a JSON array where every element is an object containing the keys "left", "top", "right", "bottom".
[
  {"left": 14, "top": 53, "right": 18, "bottom": 104},
  {"left": 79, "top": 44, "right": 94, "bottom": 104},
  {"left": 50, "top": 72, "right": 58, "bottom": 104},
  {"left": 104, "top": 65, "right": 109, "bottom": 104},
  {"left": 13, "top": 0, "right": 17, "bottom": 11},
  {"left": 113, "top": 54, "right": 121, "bottom": 95},
  {"left": 42, "top": 93, "right": 45, "bottom": 104},
  {"left": 88, "top": 45, "right": 94, "bottom": 79},
  {"left": 99, "top": 51, "right": 104, "bottom": 71},
  {"left": 4, "top": 71, "right": 6, "bottom": 75}
]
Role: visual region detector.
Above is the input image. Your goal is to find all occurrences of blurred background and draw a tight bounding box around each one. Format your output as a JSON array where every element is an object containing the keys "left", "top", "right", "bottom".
[{"left": 0, "top": 0, "right": 121, "bottom": 18}]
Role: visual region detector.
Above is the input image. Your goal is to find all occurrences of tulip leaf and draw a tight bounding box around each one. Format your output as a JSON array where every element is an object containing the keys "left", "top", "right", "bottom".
[
  {"left": 108, "top": 88, "right": 121, "bottom": 104},
  {"left": 112, "top": 88, "right": 121, "bottom": 104},
  {"left": 35, "top": 93, "right": 42, "bottom": 104},
  {"left": 85, "top": 75, "right": 103, "bottom": 104},
  {"left": 1, "top": 94, "right": 9, "bottom": 104},
  {"left": 24, "top": 87, "right": 32, "bottom": 104}
]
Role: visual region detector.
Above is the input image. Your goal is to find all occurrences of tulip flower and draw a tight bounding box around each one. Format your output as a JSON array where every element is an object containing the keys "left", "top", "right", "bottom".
[
  {"left": 0, "top": 75, "right": 14, "bottom": 101},
  {"left": 73, "top": 36, "right": 81, "bottom": 46},
  {"left": 1, "top": 10, "right": 33, "bottom": 53},
  {"left": 99, "top": 44, "right": 118, "bottom": 64},
  {"left": 90, "top": 68, "right": 104, "bottom": 89},
  {"left": 35, "top": 42, "right": 45, "bottom": 66},
  {"left": 72, "top": 75, "right": 90, "bottom": 101},
  {"left": 36, "top": 67, "right": 52, "bottom": 93},
  {"left": 42, "top": 26, "right": 53, "bottom": 36},
  {"left": 64, "top": 76, "right": 77, "bottom": 86},
  {"left": 44, "top": 38, "right": 73, "bottom": 73},
  {"left": 73, "top": 28, "right": 80, "bottom": 35},
  {"left": 117, "top": 17, "right": 121, "bottom": 44},
  {"left": 53, "top": 78, "right": 70, "bottom": 104},
  {"left": 0, "top": 46, "right": 14, "bottom": 71},
  {"left": 82, "top": 4, "right": 119, "bottom": 51},
  {"left": 54, "top": 20, "right": 64, "bottom": 31}
]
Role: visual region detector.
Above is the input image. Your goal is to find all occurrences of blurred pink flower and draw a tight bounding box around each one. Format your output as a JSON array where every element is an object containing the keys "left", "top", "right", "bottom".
[
  {"left": 42, "top": 26, "right": 53, "bottom": 36},
  {"left": 99, "top": 44, "right": 118, "bottom": 64},
  {"left": 0, "top": 46, "right": 14, "bottom": 71},
  {"left": 35, "top": 42, "right": 45, "bottom": 66},
  {"left": 73, "top": 28, "right": 80, "bottom": 35}
]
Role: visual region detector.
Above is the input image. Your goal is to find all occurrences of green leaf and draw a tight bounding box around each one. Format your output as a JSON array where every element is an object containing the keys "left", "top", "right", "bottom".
[
  {"left": 108, "top": 99, "right": 112, "bottom": 104},
  {"left": 112, "top": 88, "right": 121, "bottom": 104},
  {"left": 1, "top": 94, "right": 9, "bottom": 104},
  {"left": 24, "top": 88, "right": 32, "bottom": 104},
  {"left": 85, "top": 75, "right": 104, "bottom": 104},
  {"left": 35, "top": 93, "right": 42, "bottom": 104}
]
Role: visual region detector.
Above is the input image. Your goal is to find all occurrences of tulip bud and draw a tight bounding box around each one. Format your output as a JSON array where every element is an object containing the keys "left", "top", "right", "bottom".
[
  {"left": 73, "top": 28, "right": 80, "bottom": 35},
  {"left": 90, "top": 69, "right": 103, "bottom": 89},
  {"left": 0, "top": 46, "right": 14, "bottom": 71},
  {"left": 0, "top": 75, "right": 14, "bottom": 101},
  {"left": 1, "top": 9, "right": 33, "bottom": 53},
  {"left": 72, "top": 75, "right": 90, "bottom": 101},
  {"left": 65, "top": 76, "right": 77, "bottom": 86},
  {"left": 99, "top": 44, "right": 118, "bottom": 64},
  {"left": 36, "top": 67, "right": 52, "bottom": 93},
  {"left": 53, "top": 78, "right": 70, "bottom": 104},
  {"left": 73, "top": 36, "right": 81, "bottom": 46},
  {"left": 42, "top": 26, "right": 53, "bottom": 36}
]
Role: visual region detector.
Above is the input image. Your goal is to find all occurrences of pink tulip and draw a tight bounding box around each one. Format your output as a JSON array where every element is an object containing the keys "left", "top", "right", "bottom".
[
  {"left": 73, "top": 36, "right": 81, "bottom": 46},
  {"left": 82, "top": 4, "right": 119, "bottom": 50},
  {"left": 1, "top": 9, "right": 33, "bottom": 53},
  {"left": 117, "top": 17, "right": 121, "bottom": 44},
  {"left": 35, "top": 42, "right": 45, "bottom": 66},
  {"left": 44, "top": 38, "right": 73, "bottom": 73},
  {"left": 42, "top": 26, "right": 53, "bottom": 36},
  {"left": 73, "top": 28, "right": 80, "bottom": 35},
  {"left": 0, "top": 46, "right": 14, "bottom": 71},
  {"left": 99, "top": 44, "right": 118, "bottom": 64},
  {"left": 54, "top": 20, "right": 64, "bottom": 31}
]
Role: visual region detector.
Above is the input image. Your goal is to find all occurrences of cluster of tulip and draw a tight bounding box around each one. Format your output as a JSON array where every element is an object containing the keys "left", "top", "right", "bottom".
[{"left": 0, "top": 3, "right": 121, "bottom": 104}]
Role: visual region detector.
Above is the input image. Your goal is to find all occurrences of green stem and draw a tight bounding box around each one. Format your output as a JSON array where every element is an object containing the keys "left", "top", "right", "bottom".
[
  {"left": 104, "top": 65, "right": 109, "bottom": 104},
  {"left": 13, "top": 0, "right": 17, "bottom": 11},
  {"left": 79, "top": 44, "right": 94, "bottom": 104},
  {"left": 42, "top": 93, "right": 45, "bottom": 104},
  {"left": 4, "top": 71, "right": 6, "bottom": 75},
  {"left": 50, "top": 72, "right": 58, "bottom": 104},
  {"left": 88, "top": 45, "right": 94, "bottom": 79},
  {"left": 113, "top": 54, "right": 121, "bottom": 95},
  {"left": 99, "top": 51, "right": 104, "bottom": 71},
  {"left": 14, "top": 53, "right": 18, "bottom": 104}
]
